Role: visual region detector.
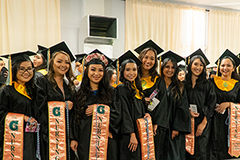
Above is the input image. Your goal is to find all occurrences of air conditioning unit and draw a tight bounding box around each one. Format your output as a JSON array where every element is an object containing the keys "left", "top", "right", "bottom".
[{"left": 79, "top": 15, "right": 118, "bottom": 58}]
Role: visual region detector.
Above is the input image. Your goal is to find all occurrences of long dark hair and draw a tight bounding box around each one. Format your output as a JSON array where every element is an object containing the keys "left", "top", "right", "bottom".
[
  {"left": 34, "top": 54, "right": 47, "bottom": 71},
  {"left": 12, "top": 59, "right": 35, "bottom": 98},
  {"left": 47, "top": 51, "right": 75, "bottom": 93},
  {"left": 185, "top": 55, "right": 207, "bottom": 91},
  {"left": 75, "top": 59, "right": 113, "bottom": 122},
  {"left": 161, "top": 58, "right": 184, "bottom": 99},
  {"left": 138, "top": 47, "right": 159, "bottom": 81},
  {"left": 119, "top": 59, "right": 144, "bottom": 99},
  {"left": 105, "top": 65, "right": 116, "bottom": 83},
  {"left": 217, "top": 56, "right": 240, "bottom": 81}
]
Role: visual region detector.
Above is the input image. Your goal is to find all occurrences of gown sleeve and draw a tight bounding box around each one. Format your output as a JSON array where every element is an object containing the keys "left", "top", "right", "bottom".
[
  {"left": 109, "top": 88, "right": 122, "bottom": 134},
  {"left": 117, "top": 85, "right": 135, "bottom": 134},
  {"left": 34, "top": 76, "right": 49, "bottom": 135},
  {"left": 172, "top": 88, "right": 191, "bottom": 134},
  {"left": 203, "top": 81, "right": 216, "bottom": 121},
  {"left": 0, "top": 87, "right": 10, "bottom": 140}
]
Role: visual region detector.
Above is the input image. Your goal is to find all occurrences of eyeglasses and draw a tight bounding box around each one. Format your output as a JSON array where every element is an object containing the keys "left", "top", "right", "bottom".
[{"left": 18, "top": 67, "right": 34, "bottom": 74}]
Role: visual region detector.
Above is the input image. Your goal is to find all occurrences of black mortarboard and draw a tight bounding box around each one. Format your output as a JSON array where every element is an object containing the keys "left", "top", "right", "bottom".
[
  {"left": 186, "top": 48, "right": 210, "bottom": 66},
  {"left": 215, "top": 49, "right": 240, "bottom": 66},
  {"left": 88, "top": 49, "right": 113, "bottom": 65},
  {"left": 1, "top": 51, "right": 36, "bottom": 64},
  {"left": 134, "top": 39, "right": 164, "bottom": 55},
  {"left": 158, "top": 50, "right": 184, "bottom": 63},
  {"left": 42, "top": 41, "right": 76, "bottom": 62},
  {"left": 75, "top": 53, "right": 87, "bottom": 63},
  {"left": 112, "top": 50, "right": 142, "bottom": 67},
  {"left": 37, "top": 45, "right": 47, "bottom": 54}
]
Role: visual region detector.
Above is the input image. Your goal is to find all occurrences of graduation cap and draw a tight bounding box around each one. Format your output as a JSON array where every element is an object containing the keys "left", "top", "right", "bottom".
[
  {"left": 134, "top": 39, "right": 164, "bottom": 55},
  {"left": 42, "top": 41, "right": 76, "bottom": 62},
  {"left": 0, "top": 51, "right": 36, "bottom": 86},
  {"left": 75, "top": 53, "right": 87, "bottom": 63},
  {"left": 112, "top": 50, "right": 142, "bottom": 67},
  {"left": 157, "top": 50, "right": 184, "bottom": 75},
  {"left": 36, "top": 45, "right": 47, "bottom": 54},
  {"left": 215, "top": 49, "right": 240, "bottom": 66},
  {"left": 85, "top": 49, "right": 113, "bottom": 66},
  {"left": 185, "top": 48, "right": 210, "bottom": 66},
  {"left": 158, "top": 50, "right": 184, "bottom": 62}
]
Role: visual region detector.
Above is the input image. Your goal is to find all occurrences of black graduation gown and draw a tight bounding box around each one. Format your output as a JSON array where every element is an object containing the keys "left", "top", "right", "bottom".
[
  {"left": 185, "top": 80, "right": 216, "bottom": 160},
  {"left": 210, "top": 78, "right": 240, "bottom": 160},
  {"left": 117, "top": 84, "right": 145, "bottom": 160},
  {"left": 162, "top": 82, "right": 191, "bottom": 160},
  {"left": 0, "top": 85, "right": 37, "bottom": 160},
  {"left": 71, "top": 88, "right": 121, "bottom": 160},
  {"left": 141, "top": 76, "right": 169, "bottom": 160},
  {"left": 34, "top": 76, "right": 75, "bottom": 160}
]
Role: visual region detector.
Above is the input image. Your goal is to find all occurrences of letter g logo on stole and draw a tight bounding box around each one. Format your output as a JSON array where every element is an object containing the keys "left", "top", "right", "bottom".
[
  {"left": 97, "top": 105, "right": 105, "bottom": 114},
  {"left": 53, "top": 107, "right": 61, "bottom": 116},
  {"left": 9, "top": 121, "right": 18, "bottom": 131}
]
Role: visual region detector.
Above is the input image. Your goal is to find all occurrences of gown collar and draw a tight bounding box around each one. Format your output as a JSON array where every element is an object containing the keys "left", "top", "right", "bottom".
[
  {"left": 13, "top": 81, "right": 31, "bottom": 99},
  {"left": 214, "top": 76, "right": 238, "bottom": 92},
  {"left": 141, "top": 75, "right": 159, "bottom": 90}
]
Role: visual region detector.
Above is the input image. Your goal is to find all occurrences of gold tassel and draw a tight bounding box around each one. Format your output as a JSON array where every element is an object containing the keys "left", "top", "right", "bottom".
[
  {"left": 82, "top": 55, "right": 86, "bottom": 79},
  {"left": 216, "top": 59, "right": 220, "bottom": 77},
  {"left": 159, "top": 56, "right": 162, "bottom": 76},
  {"left": 188, "top": 57, "right": 190, "bottom": 65},
  {"left": 117, "top": 59, "right": 120, "bottom": 84}
]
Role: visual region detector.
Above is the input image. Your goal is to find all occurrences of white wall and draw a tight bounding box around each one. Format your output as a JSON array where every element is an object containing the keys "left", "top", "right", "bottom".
[{"left": 60, "top": 0, "right": 125, "bottom": 58}]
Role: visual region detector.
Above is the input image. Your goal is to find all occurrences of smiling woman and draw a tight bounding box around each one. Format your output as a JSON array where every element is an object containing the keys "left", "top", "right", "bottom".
[
  {"left": 0, "top": 51, "right": 38, "bottom": 160},
  {"left": 34, "top": 41, "right": 76, "bottom": 160}
]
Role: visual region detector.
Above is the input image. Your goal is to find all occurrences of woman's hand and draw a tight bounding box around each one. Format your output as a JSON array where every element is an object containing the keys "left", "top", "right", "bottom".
[
  {"left": 74, "top": 80, "right": 79, "bottom": 86},
  {"left": 144, "top": 113, "right": 151, "bottom": 119},
  {"left": 65, "top": 101, "right": 73, "bottom": 110},
  {"left": 196, "top": 116, "right": 207, "bottom": 137},
  {"left": 144, "top": 97, "right": 151, "bottom": 105},
  {"left": 86, "top": 105, "right": 94, "bottom": 116},
  {"left": 109, "top": 131, "right": 113, "bottom": 138},
  {"left": 171, "top": 130, "right": 179, "bottom": 139},
  {"left": 24, "top": 116, "right": 37, "bottom": 130},
  {"left": 196, "top": 122, "right": 206, "bottom": 137},
  {"left": 215, "top": 102, "right": 230, "bottom": 114},
  {"left": 70, "top": 140, "right": 78, "bottom": 152},
  {"left": 128, "top": 133, "right": 138, "bottom": 152},
  {"left": 189, "top": 108, "right": 199, "bottom": 118},
  {"left": 153, "top": 124, "right": 158, "bottom": 136}
]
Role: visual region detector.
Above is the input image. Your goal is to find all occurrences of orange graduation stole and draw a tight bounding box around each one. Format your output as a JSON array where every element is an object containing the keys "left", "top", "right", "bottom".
[
  {"left": 137, "top": 117, "right": 155, "bottom": 160},
  {"left": 228, "top": 103, "right": 240, "bottom": 157},
  {"left": 89, "top": 104, "right": 110, "bottom": 160},
  {"left": 3, "top": 113, "right": 24, "bottom": 160},
  {"left": 185, "top": 117, "right": 195, "bottom": 155},
  {"left": 48, "top": 101, "right": 66, "bottom": 160}
]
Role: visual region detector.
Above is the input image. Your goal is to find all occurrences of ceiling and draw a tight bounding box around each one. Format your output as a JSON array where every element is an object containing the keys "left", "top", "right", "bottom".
[{"left": 159, "top": 0, "right": 240, "bottom": 11}]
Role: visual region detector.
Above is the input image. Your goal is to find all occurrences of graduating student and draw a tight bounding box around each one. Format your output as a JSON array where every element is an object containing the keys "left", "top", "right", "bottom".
[
  {"left": 134, "top": 39, "right": 168, "bottom": 159},
  {"left": 185, "top": 49, "right": 216, "bottom": 160},
  {"left": 209, "top": 49, "right": 240, "bottom": 160},
  {"left": 106, "top": 65, "right": 118, "bottom": 88},
  {"left": 177, "top": 64, "right": 186, "bottom": 82},
  {"left": 0, "top": 58, "right": 8, "bottom": 87},
  {"left": 70, "top": 49, "right": 120, "bottom": 160},
  {"left": 33, "top": 45, "right": 48, "bottom": 79},
  {"left": 0, "top": 51, "right": 38, "bottom": 159},
  {"left": 34, "top": 41, "right": 76, "bottom": 160},
  {"left": 74, "top": 53, "right": 87, "bottom": 85},
  {"left": 159, "top": 51, "right": 191, "bottom": 160},
  {"left": 114, "top": 51, "right": 150, "bottom": 160}
]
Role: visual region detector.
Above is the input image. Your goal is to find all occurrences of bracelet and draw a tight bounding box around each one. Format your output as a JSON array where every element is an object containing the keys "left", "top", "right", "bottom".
[{"left": 27, "top": 116, "right": 32, "bottom": 123}]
